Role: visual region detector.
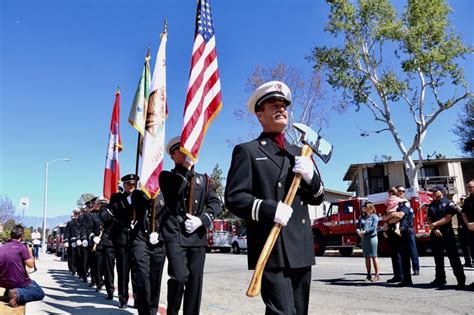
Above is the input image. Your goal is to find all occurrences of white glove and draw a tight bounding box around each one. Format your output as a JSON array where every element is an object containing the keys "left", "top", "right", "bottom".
[
  {"left": 82, "top": 240, "right": 89, "bottom": 247},
  {"left": 274, "top": 202, "right": 293, "bottom": 226},
  {"left": 64, "top": 242, "right": 69, "bottom": 248},
  {"left": 71, "top": 242, "right": 77, "bottom": 248},
  {"left": 93, "top": 237, "right": 101, "bottom": 245},
  {"left": 76, "top": 240, "right": 82, "bottom": 246},
  {"left": 293, "top": 156, "right": 314, "bottom": 184},
  {"left": 185, "top": 214, "right": 203, "bottom": 233},
  {"left": 149, "top": 232, "right": 159, "bottom": 245}
]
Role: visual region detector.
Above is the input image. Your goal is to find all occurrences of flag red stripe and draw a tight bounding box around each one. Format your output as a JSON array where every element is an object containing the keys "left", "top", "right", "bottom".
[
  {"left": 184, "top": 47, "right": 216, "bottom": 107},
  {"left": 190, "top": 91, "right": 222, "bottom": 154},
  {"left": 181, "top": 60, "right": 219, "bottom": 141}
]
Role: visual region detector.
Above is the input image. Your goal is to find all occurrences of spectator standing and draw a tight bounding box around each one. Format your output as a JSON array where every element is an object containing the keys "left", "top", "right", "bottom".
[{"left": 357, "top": 202, "right": 380, "bottom": 282}]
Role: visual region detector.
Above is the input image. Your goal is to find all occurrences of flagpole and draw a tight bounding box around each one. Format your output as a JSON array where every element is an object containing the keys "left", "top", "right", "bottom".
[{"left": 150, "top": 20, "right": 167, "bottom": 233}]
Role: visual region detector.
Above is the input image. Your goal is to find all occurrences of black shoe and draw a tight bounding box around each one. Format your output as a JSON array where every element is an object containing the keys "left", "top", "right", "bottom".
[
  {"left": 456, "top": 282, "right": 466, "bottom": 290},
  {"left": 106, "top": 294, "right": 113, "bottom": 300},
  {"left": 95, "top": 286, "right": 102, "bottom": 292},
  {"left": 464, "top": 263, "right": 473, "bottom": 268},
  {"left": 88, "top": 283, "right": 95, "bottom": 288},
  {"left": 430, "top": 279, "right": 447, "bottom": 287},
  {"left": 397, "top": 281, "right": 413, "bottom": 287},
  {"left": 387, "top": 277, "right": 402, "bottom": 283},
  {"left": 118, "top": 301, "right": 128, "bottom": 309},
  {"left": 413, "top": 270, "right": 420, "bottom": 276},
  {"left": 82, "top": 277, "right": 88, "bottom": 283}
]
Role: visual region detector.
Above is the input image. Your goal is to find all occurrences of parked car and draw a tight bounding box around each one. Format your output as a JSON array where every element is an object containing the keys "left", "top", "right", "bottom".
[
  {"left": 231, "top": 229, "right": 247, "bottom": 254},
  {"left": 47, "top": 228, "right": 58, "bottom": 253},
  {"left": 55, "top": 223, "right": 67, "bottom": 258}
]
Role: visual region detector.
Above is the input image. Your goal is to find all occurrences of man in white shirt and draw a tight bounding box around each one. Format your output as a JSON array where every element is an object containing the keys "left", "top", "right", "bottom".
[{"left": 31, "top": 229, "right": 41, "bottom": 259}]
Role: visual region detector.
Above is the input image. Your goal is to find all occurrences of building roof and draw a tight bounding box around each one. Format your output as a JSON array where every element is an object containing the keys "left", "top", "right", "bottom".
[{"left": 343, "top": 157, "right": 474, "bottom": 182}]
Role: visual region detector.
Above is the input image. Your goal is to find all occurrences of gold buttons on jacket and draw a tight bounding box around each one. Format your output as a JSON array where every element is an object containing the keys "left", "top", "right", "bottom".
[
  {"left": 278, "top": 182, "right": 282, "bottom": 188},
  {"left": 302, "top": 219, "right": 306, "bottom": 224}
]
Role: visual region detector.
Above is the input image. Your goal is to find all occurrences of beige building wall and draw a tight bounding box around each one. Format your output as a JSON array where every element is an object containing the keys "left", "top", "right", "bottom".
[{"left": 387, "top": 163, "right": 405, "bottom": 188}]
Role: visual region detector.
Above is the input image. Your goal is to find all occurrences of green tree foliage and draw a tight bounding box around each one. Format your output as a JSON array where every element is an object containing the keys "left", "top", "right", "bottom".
[
  {"left": 311, "top": 0, "right": 472, "bottom": 192},
  {"left": 452, "top": 100, "right": 474, "bottom": 156},
  {"left": 209, "top": 163, "right": 234, "bottom": 219},
  {"left": 77, "top": 193, "right": 97, "bottom": 207}
]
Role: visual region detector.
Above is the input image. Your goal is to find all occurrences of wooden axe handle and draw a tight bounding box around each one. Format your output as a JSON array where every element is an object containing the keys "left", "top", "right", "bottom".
[{"left": 246, "top": 144, "right": 313, "bottom": 297}]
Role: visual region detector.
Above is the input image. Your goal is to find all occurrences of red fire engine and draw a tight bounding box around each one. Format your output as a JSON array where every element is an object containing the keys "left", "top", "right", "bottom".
[
  {"left": 207, "top": 219, "right": 238, "bottom": 253},
  {"left": 312, "top": 191, "right": 432, "bottom": 256}
]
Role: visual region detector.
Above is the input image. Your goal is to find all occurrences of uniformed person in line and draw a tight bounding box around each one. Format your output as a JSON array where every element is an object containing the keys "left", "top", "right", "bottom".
[
  {"left": 85, "top": 197, "right": 102, "bottom": 290},
  {"left": 63, "top": 210, "right": 78, "bottom": 275},
  {"left": 130, "top": 188, "right": 167, "bottom": 315},
  {"left": 427, "top": 185, "right": 466, "bottom": 288},
  {"left": 159, "top": 136, "right": 221, "bottom": 315},
  {"left": 94, "top": 196, "right": 116, "bottom": 299},
  {"left": 461, "top": 179, "right": 474, "bottom": 287},
  {"left": 108, "top": 174, "right": 139, "bottom": 309},
  {"left": 225, "top": 81, "right": 324, "bottom": 314},
  {"left": 76, "top": 205, "right": 90, "bottom": 282}
]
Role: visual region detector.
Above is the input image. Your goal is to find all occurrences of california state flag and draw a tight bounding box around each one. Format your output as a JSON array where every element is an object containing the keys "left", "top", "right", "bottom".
[
  {"left": 139, "top": 31, "right": 167, "bottom": 198},
  {"left": 103, "top": 88, "right": 122, "bottom": 199}
]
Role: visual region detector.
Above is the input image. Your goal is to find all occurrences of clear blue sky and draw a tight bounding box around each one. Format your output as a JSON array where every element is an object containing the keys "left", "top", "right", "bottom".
[{"left": 1, "top": 0, "right": 473, "bottom": 222}]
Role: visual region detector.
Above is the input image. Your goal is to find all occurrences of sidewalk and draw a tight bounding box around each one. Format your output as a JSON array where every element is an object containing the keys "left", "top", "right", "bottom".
[{"left": 25, "top": 252, "right": 166, "bottom": 315}]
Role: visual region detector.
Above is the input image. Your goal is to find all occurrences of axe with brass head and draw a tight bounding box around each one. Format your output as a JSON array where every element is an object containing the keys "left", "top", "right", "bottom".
[{"left": 246, "top": 123, "right": 333, "bottom": 297}]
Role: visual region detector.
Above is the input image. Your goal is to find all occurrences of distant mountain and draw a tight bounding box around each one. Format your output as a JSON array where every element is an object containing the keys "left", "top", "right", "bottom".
[{"left": 20, "top": 215, "right": 70, "bottom": 228}]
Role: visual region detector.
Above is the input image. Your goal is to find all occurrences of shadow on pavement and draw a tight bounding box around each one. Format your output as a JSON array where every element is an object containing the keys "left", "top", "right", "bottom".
[
  {"left": 43, "top": 301, "right": 129, "bottom": 314},
  {"left": 41, "top": 269, "right": 122, "bottom": 313}
]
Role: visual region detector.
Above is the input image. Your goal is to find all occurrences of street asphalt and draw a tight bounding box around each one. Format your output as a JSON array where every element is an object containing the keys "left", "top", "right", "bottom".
[{"left": 25, "top": 250, "right": 473, "bottom": 314}]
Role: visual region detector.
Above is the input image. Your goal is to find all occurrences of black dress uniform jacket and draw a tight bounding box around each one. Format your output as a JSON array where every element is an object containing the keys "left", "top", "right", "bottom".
[
  {"left": 427, "top": 197, "right": 456, "bottom": 232},
  {"left": 225, "top": 134, "right": 324, "bottom": 270},
  {"left": 109, "top": 191, "right": 136, "bottom": 246},
  {"left": 159, "top": 165, "right": 221, "bottom": 246},
  {"left": 462, "top": 194, "right": 474, "bottom": 223}
]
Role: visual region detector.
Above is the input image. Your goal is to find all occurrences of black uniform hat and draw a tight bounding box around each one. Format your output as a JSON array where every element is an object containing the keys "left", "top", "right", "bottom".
[
  {"left": 85, "top": 201, "right": 92, "bottom": 207},
  {"left": 121, "top": 174, "right": 139, "bottom": 184},
  {"left": 90, "top": 197, "right": 98, "bottom": 203},
  {"left": 429, "top": 185, "right": 444, "bottom": 192}
]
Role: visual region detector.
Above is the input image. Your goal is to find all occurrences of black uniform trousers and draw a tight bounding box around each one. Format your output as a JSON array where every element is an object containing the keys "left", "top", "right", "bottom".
[
  {"left": 115, "top": 244, "right": 135, "bottom": 303},
  {"left": 131, "top": 236, "right": 166, "bottom": 315},
  {"left": 399, "top": 229, "right": 414, "bottom": 284},
  {"left": 388, "top": 233, "right": 403, "bottom": 280},
  {"left": 90, "top": 248, "right": 100, "bottom": 286},
  {"left": 166, "top": 242, "right": 206, "bottom": 315},
  {"left": 80, "top": 246, "right": 90, "bottom": 281},
  {"left": 96, "top": 246, "right": 115, "bottom": 296},
  {"left": 430, "top": 229, "right": 465, "bottom": 283},
  {"left": 261, "top": 267, "right": 311, "bottom": 315},
  {"left": 68, "top": 246, "right": 78, "bottom": 274},
  {"left": 459, "top": 225, "right": 473, "bottom": 266}
]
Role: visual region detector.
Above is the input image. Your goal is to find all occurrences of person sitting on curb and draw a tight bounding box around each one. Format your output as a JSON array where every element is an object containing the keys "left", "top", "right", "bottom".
[{"left": 0, "top": 225, "right": 45, "bottom": 307}]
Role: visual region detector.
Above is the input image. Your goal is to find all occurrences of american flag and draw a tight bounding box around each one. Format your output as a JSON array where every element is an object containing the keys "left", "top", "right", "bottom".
[{"left": 180, "top": 0, "right": 222, "bottom": 161}]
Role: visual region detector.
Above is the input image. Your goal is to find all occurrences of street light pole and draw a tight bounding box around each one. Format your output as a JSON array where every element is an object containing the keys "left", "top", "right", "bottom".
[{"left": 42, "top": 158, "right": 70, "bottom": 254}]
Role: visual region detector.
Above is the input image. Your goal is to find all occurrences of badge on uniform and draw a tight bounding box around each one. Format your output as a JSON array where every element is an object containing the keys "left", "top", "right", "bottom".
[{"left": 196, "top": 177, "right": 201, "bottom": 186}]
